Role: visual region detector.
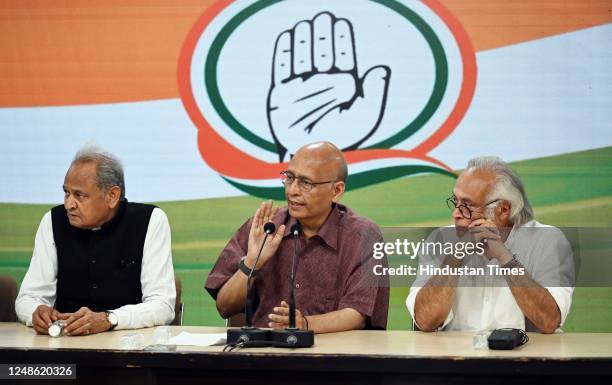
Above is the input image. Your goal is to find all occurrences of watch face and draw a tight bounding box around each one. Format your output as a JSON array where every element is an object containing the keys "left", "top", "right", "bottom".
[{"left": 108, "top": 312, "right": 118, "bottom": 326}]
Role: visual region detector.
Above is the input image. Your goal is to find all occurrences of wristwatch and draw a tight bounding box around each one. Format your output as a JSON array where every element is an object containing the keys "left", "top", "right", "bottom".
[
  {"left": 238, "top": 256, "right": 259, "bottom": 278},
  {"left": 105, "top": 311, "right": 119, "bottom": 330},
  {"left": 502, "top": 254, "right": 521, "bottom": 269}
]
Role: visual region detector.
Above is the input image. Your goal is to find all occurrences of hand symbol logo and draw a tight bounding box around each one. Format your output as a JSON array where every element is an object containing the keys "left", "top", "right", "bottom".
[
  {"left": 180, "top": 0, "right": 476, "bottom": 198},
  {"left": 267, "top": 12, "right": 391, "bottom": 160}
]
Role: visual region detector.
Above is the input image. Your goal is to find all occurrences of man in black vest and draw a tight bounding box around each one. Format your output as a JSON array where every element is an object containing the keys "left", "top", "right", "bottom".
[{"left": 16, "top": 146, "right": 176, "bottom": 335}]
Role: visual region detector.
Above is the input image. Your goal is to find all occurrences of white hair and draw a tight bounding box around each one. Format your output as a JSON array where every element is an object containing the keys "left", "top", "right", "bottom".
[
  {"left": 70, "top": 144, "right": 125, "bottom": 199},
  {"left": 466, "top": 156, "right": 533, "bottom": 226}
]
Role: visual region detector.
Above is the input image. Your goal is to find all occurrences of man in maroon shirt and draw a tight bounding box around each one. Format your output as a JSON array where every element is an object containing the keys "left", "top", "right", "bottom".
[{"left": 205, "top": 142, "right": 389, "bottom": 333}]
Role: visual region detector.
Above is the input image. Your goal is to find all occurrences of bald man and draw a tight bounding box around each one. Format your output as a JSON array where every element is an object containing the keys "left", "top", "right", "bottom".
[{"left": 205, "top": 142, "right": 389, "bottom": 333}]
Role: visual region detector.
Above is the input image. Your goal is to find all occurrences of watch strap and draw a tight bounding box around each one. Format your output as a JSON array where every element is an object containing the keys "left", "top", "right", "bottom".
[
  {"left": 238, "top": 257, "right": 258, "bottom": 278},
  {"left": 105, "top": 311, "right": 118, "bottom": 330},
  {"left": 502, "top": 254, "right": 522, "bottom": 269}
]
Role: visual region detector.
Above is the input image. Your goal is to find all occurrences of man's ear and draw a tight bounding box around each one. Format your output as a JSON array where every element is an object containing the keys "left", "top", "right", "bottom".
[
  {"left": 106, "top": 186, "right": 122, "bottom": 209},
  {"left": 498, "top": 201, "right": 512, "bottom": 222},
  {"left": 331, "top": 181, "right": 346, "bottom": 203}
]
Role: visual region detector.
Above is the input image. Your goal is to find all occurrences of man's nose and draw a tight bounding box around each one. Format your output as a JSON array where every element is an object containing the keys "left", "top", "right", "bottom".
[
  {"left": 286, "top": 179, "right": 301, "bottom": 196},
  {"left": 452, "top": 207, "right": 463, "bottom": 221},
  {"left": 65, "top": 195, "right": 76, "bottom": 210}
]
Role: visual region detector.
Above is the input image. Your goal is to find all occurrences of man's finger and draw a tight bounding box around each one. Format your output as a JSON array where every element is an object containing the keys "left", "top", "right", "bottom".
[
  {"left": 57, "top": 313, "right": 71, "bottom": 320},
  {"left": 65, "top": 315, "right": 87, "bottom": 334},
  {"left": 69, "top": 322, "right": 92, "bottom": 337},
  {"left": 292, "top": 21, "right": 312, "bottom": 75},
  {"left": 469, "top": 219, "right": 486, "bottom": 227},
  {"left": 272, "top": 31, "right": 292, "bottom": 85},
  {"left": 333, "top": 18, "right": 356, "bottom": 71},
  {"left": 469, "top": 219, "right": 497, "bottom": 229},
  {"left": 468, "top": 227, "right": 486, "bottom": 235},
  {"left": 65, "top": 315, "right": 88, "bottom": 335},
  {"left": 274, "top": 305, "right": 289, "bottom": 315},
  {"left": 248, "top": 210, "right": 261, "bottom": 247},
  {"left": 280, "top": 301, "right": 289, "bottom": 308},
  {"left": 39, "top": 308, "right": 53, "bottom": 327},
  {"left": 270, "top": 206, "right": 279, "bottom": 221},
  {"left": 50, "top": 309, "right": 60, "bottom": 322},
  {"left": 253, "top": 202, "right": 265, "bottom": 230},
  {"left": 64, "top": 312, "right": 81, "bottom": 326},
  {"left": 473, "top": 231, "right": 501, "bottom": 245},
  {"left": 469, "top": 225, "right": 497, "bottom": 234},
  {"left": 313, "top": 12, "right": 333, "bottom": 72},
  {"left": 64, "top": 309, "right": 86, "bottom": 328},
  {"left": 33, "top": 324, "right": 48, "bottom": 335},
  {"left": 473, "top": 228, "right": 500, "bottom": 239},
  {"left": 268, "top": 313, "right": 289, "bottom": 323},
  {"left": 270, "top": 225, "right": 286, "bottom": 247},
  {"left": 263, "top": 200, "right": 273, "bottom": 223},
  {"left": 32, "top": 313, "right": 49, "bottom": 332},
  {"left": 268, "top": 321, "right": 286, "bottom": 329},
  {"left": 32, "top": 313, "right": 43, "bottom": 329}
]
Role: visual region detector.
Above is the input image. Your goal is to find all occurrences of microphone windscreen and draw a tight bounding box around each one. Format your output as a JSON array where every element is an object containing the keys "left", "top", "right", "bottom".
[
  {"left": 263, "top": 222, "right": 276, "bottom": 234},
  {"left": 290, "top": 223, "right": 302, "bottom": 236}
]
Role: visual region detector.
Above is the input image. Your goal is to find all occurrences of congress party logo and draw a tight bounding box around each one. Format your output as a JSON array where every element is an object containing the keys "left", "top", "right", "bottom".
[{"left": 178, "top": 0, "right": 476, "bottom": 199}]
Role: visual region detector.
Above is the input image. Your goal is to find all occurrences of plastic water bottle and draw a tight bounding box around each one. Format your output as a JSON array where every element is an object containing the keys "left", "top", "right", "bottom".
[
  {"left": 153, "top": 326, "right": 171, "bottom": 345},
  {"left": 119, "top": 333, "right": 145, "bottom": 350},
  {"left": 48, "top": 320, "right": 65, "bottom": 337},
  {"left": 472, "top": 331, "right": 489, "bottom": 350}
]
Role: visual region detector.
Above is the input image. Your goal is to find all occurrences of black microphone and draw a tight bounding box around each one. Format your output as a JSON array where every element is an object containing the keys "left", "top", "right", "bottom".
[
  {"left": 245, "top": 221, "right": 275, "bottom": 327},
  {"left": 264, "top": 222, "right": 276, "bottom": 235},
  {"left": 270, "top": 222, "right": 314, "bottom": 347},
  {"left": 288, "top": 223, "right": 301, "bottom": 328},
  {"left": 290, "top": 223, "right": 301, "bottom": 236},
  {"left": 227, "top": 222, "right": 276, "bottom": 345}
]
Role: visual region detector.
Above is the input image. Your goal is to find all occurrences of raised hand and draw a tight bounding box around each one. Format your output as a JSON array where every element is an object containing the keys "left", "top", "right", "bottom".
[
  {"left": 245, "top": 200, "right": 286, "bottom": 270},
  {"left": 469, "top": 218, "right": 513, "bottom": 264},
  {"left": 268, "top": 12, "right": 390, "bottom": 159}
]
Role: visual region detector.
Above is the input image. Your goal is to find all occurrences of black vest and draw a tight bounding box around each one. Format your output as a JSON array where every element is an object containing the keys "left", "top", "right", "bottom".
[{"left": 51, "top": 200, "right": 155, "bottom": 313}]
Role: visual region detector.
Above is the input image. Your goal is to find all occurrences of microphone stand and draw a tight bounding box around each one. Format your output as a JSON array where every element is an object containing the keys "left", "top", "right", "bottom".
[
  {"left": 227, "top": 222, "right": 276, "bottom": 344},
  {"left": 270, "top": 223, "right": 314, "bottom": 347}
]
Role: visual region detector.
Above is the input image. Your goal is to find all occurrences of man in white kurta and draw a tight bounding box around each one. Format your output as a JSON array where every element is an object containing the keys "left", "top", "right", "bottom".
[
  {"left": 16, "top": 147, "right": 175, "bottom": 336},
  {"left": 407, "top": 157, "right": 574, "bottom": 333}
]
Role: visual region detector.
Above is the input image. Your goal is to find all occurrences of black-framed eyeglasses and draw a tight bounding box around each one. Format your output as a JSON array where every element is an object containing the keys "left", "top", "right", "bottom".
[
  {"left": 446, "top": 195, "right": 501, "bottom": 219},
  {"left": 280, "top": 171, "right": 335, "bottom": 192}
]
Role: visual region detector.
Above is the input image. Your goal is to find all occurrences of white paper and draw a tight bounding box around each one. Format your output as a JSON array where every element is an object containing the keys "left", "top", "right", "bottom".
[{"left": 167, "top": 331, "right": 227, "bottom": 347}]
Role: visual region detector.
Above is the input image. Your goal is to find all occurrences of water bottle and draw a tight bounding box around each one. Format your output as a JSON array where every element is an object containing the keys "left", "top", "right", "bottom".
[
  {"left": 119, "top": 333, "right": 145, "bottom": 350},
  {"left": 48, "top": 320, "right": 65, "bottom": 337},
  {"left": 472, "top": 331, "right": 490, "bottom": 350},
  {"left": 153, "top": 326, "right": 172, "bottom": 345}
]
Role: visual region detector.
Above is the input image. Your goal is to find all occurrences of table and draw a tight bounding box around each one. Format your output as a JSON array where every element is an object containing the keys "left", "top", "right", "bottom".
[{"left": 1, "top": 323, "right": 611, "bottom": 384}]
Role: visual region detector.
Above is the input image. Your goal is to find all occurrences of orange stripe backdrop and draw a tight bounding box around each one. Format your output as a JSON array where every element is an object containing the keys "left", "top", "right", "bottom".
[{"left": 0, "top": 0, "right": 610, "bottom": 107}]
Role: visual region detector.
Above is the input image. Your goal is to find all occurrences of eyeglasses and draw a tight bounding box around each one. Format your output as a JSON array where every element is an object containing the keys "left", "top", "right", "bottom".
[
  {"left": 280, "top": 171, "right": 335, "bottom": 192},
  {"left": 446, "top": 195, "right": 501, "bottom": 219}
]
